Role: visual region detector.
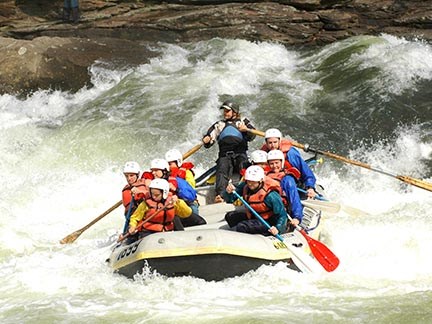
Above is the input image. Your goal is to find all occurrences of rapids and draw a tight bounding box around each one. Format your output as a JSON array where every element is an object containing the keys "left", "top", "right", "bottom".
[{"left": 1, "top": 34, "right": 431, "bottom": 323}]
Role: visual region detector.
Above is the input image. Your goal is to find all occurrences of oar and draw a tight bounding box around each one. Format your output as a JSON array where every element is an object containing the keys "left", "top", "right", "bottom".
[
  {"left": 301, "top": 199, "right": 341, "bottom": 214},
  {"left": 183, "top": 143, "right": 203, "bottom": 159},
  {"left": 248, "top": 129, "right": 432, "bottom": 193},
  {"left": 60, "top": 200, "right": 122, "bottom": 244},
  {"left": 299, "top": 188, "right": 368, "bottom": 216},
  {"left": 117, "top": 204, "right": 171, "bottom": 243},
  {"left": 122, "top": 196, "right": 135, "bottom": 234},
  {"left": 232, "top": 191, "right": 337, "bottom": 273}
]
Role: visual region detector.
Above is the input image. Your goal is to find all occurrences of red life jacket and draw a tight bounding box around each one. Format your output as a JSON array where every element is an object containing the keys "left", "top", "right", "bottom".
[
  {"left": 121, "top": 179, "right": 148, "bottom": 213},
  {"left": 167, "top": 174, "right": 178, "bottom": 192},
  {"left": 142, "top": 192, "right": 176, "bottom": 232},
  {"left": 139, "top": 172, "right": 178, "bottom": 197},
  {"left": 170, "top": 161, "right": 195, "bottom": 179},
  {"left": 243, "top": 177, "right": 281, "bottom": 220},
  {"left": 180, "top": 161, "right": 195, "bottom": 177}
]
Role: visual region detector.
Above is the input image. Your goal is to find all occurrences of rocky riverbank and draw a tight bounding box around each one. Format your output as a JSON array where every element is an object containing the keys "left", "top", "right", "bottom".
[{"left": 1, "top": 0, "right": 432, "bottom": 95}]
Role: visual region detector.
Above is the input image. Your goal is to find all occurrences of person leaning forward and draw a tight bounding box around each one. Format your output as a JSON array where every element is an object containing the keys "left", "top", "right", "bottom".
[
  {"left": 223, "top": 165, "right": 288, "bottom": 236},
  {"left": 202, "top": 100, "right": 256, "bottom": 203},
  {"left": 127, "top": 179, "right": 192, "bottom": 243}
]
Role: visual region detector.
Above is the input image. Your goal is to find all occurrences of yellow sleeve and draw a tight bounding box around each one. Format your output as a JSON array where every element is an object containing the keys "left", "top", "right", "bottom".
[
  {"left": 185, "top": 170, "right": 196, "bottom": 188},
  {"left": 129, "top": 202, "right": 149, "bottom": 227},
  {"left": 174, "top": 199, "right": 192, "bottom": 218}
]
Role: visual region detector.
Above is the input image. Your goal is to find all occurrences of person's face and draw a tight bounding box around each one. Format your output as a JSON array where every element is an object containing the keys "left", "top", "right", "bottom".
[
  {"left": 168, "top": 161, "right": 178, "bottom": 169},
  {"left": 246, "top": 180, "right": 261, "bottom": 191},
  {"left": 124, "top": 173, "right": 138, "bottom": 185},
  {"left": 151, "top": 169, "right": 164, "bottom": 179},
  {"left": 266, "top": 137, "right": 280, "bottom": 150},
  {"left": 222, "top": 108, "right": 234, "bottom": 120},
  {"left": 150, "top": 188, "right": 163, "bottom": 202},
  {"left": 268, "top": 159, "right": 283, "bottom": 172}
]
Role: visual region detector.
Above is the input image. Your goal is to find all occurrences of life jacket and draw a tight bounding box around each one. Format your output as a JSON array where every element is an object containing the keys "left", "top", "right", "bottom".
[
  {"left": 181, "top": 161, "right": 195, "bottom": 177},
  {"left": 142, "top": 192, "right": 176, "bottom": 232},
  {"left": 261, "top": 138, "right": 293, "bottom": 154},
  {"left": 141, "top": 172, "right": 178, "bottom": 192},
  {"left": 242, "top": 177, "right": 281, "bottom": 220},
  {"left": 260, "top": 139, "right": 299, "bottom": 171},
  {"left": 218, "top": 123, "right": 244, "bottom": 142},
  {"left": 121, "top": 179, "right": 147, "bottom": 214},
  {"left": 170, "top": 161, "right": 195, "bottom": 180},
  {"left": 175, "top": 176, "right": 197, "bottom": 203},
  {"left": 265, "top": 170, "right": 292, "bottom": 212},
  {"left": 141, "top": 171, "right": 153, "bottom": 180}
]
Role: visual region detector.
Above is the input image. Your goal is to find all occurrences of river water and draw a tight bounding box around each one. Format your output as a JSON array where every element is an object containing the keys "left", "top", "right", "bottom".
[{"left": 1, "top": 34, "right": 432, "bottom": 323}]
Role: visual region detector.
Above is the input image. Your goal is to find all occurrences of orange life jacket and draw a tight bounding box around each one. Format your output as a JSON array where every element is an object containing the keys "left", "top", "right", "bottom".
[
  {"left": 265, "top": 170, "right": 294, "bottom": 213},
  {"left": 142, "top": 192, "right": 176, "bottom": 232},
  {"left": 243, "top": 177, "right": 281, "bottom": 220},
  {"left": 122, "top": 179, "right": 148, "bottom": 213}
]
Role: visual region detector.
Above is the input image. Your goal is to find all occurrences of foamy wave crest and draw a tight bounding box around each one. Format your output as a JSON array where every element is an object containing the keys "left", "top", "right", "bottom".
[{"left": 353, "top": 34, "right": 432, "bottom": 98}]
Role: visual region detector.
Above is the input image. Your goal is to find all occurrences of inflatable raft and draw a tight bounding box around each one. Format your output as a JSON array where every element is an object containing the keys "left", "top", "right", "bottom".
[{"left": 107, "top": 200, "right": 325, "bottom": 281}]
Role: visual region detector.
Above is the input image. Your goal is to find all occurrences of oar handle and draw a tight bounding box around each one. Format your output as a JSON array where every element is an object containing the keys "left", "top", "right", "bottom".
[
  {"left": 122, "top": 196, "right": 135, "bottom": 234},
  {"left": 183, "top": 143, "right": 203, "bottom": 160}
]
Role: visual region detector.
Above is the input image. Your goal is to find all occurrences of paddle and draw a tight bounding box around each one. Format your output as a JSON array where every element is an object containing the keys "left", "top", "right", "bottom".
[
  {"left": 231, "top": 191, "right": 338, "bottom": 273},
  {"left": 301, "top": 199, "right": 341, "bottom": 214},
  {"left": 60, "top": 144, "right": 204, "bottom": 244},
  {"left": 117, "top": 203, "right": 172, "bottom": 243},
  {"left": 248, "top": 129, "right": 432, "bottom": 193},
  {"left": 60, "top": 201, "right": 122, "bottom": 244},
  {"left": 298, "top": 187, "right": 368, "bottom": 216},
  {"left": 183, "top": 143, "right": 203, "bottom": 160},
  {"left": 122, "top": 196, "right": 135, "bottom": 234}
]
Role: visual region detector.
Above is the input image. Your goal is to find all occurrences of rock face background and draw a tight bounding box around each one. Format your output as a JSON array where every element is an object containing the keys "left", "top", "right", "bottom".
[{"left": 1, "top": 0, "right": 432, "bottom": 95}]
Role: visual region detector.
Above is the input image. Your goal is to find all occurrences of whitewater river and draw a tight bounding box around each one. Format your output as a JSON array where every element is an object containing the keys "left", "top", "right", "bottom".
[{"left": 1, "top": 34, "right": 432, "bottom": 323}]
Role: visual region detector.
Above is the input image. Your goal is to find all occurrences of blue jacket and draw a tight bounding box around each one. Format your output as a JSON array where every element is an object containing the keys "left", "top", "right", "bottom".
[
  {"left": 280, "top": 175, "right": 303, "bottom": 222},
  {"left": 286, "top": 147, "right": 316, "bottom": 189}
]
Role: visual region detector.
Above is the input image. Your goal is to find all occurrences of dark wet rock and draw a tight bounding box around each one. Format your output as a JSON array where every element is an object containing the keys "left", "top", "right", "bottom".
[{"left": 1, "top": 0, "right": 432, "bottom": 95}]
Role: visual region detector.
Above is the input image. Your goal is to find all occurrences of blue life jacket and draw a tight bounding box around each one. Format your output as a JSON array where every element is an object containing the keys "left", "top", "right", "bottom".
[
  {"left": 176, "top": 177, "right": 197, "bottom": 203},
  {"left": 218, "top": 124, "right": 243, "bottom": 141}
]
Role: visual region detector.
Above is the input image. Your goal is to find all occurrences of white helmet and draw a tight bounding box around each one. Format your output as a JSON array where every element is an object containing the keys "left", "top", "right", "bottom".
[
  {"left": 265, "top": 128, "right": 282, "bottom": 139},
  {"left": 123, "top": 161, "right": 141, "bottom": 174},
  {"left": 244, "top": 165, "right": 265, "bottom": 182},
  {"left": 165, "top": 149, "right": 183, "bottom": 166},
  {"left": 250, "top": 150, "right": 268, "bottom": 164},
  {"left": 149, "top": 178, "right": 170, "bottom": 199},
  {"left": 150, "top": 158, "right": 169, "bottom": 171},
  {"left": 267, "top": 150, "right": 285, "bottom": 165}
]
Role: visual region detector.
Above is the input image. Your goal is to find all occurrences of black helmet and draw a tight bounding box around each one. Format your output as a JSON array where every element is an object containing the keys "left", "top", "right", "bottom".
[{"left": 220, "top": 101, "right": 239, "bottom": 113}]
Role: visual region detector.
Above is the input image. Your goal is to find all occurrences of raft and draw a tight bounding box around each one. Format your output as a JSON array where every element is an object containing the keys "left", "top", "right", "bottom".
[{"left": 107, "top": 196, "right": 324, "bottom": 281}]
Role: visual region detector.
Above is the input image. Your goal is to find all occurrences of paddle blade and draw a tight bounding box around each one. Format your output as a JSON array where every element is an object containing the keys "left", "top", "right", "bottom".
[
  {"left": 301, "top": 199, "right": 341, "bottom": 214},
  {"left": 397, "top": 175, "right": 432, "bottom": 192},
  {"left": 299, "top": 229, "right": 340, "bottom": 272},
  {"left": 59, "top": 230, "right": 82, "bottom": 244}
]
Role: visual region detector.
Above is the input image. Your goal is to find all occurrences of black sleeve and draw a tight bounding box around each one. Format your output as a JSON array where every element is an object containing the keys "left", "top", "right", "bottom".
[{"left": 244, "top": 118, "right": 256, "bottom": 142}]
